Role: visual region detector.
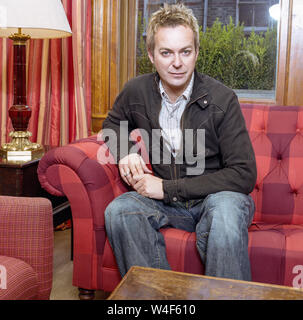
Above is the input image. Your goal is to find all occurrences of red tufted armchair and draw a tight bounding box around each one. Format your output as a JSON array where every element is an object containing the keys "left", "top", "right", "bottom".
[
  {"left": 38, "top": 104, "right": 303, "bottom": 299},
  {"left": 0, "top": 196, "right": 53, "bottom": 300}
]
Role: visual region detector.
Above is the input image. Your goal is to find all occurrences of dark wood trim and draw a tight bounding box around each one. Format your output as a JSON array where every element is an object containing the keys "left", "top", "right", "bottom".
[
  {"left": 275, "top": 0, "right": 292, "bottom": 105},
  {"left": 91, "top": 0, "right": 138, "bottom": 134}
]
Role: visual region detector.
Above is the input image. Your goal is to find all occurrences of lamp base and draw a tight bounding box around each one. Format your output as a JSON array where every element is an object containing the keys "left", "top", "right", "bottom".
[{"left": 0, "top": 131, "right": 43, "bottom": 161}]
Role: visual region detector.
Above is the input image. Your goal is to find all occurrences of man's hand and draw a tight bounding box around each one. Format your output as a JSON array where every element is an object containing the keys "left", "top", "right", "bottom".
[
  {"left": 118, "top": 154, "right": 163, "bottom": 199},
  {"left": 118, "top": 153, "right": 152, "bottom": 186},
  {"left": 133, "top": 174, "right": 164, "bottom": 200}
]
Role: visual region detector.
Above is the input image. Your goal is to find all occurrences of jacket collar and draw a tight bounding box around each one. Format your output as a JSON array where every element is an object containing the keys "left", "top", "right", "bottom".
[
  {"left": 191, "top": 70, "right": 211, "bottom": 109},
  {"left": 152, "top": 69, "right": 210, "bottom": 109}
]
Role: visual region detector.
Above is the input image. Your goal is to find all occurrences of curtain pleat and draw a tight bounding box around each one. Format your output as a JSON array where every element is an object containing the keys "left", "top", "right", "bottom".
[
  {"left": 0, "top": 39, "right": 7, "bottom": 145},
  {"left": 0, "top": 0, "right": 91, "bottom": 148},
  {"left": 49, "top": 39, "right": 62, "bottom": 147}
]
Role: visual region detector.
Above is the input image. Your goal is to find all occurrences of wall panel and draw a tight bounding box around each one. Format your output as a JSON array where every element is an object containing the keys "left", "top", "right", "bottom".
[
  {"left": 285, "top": 0, "right": 303, "bottom": 106},
  {"left": 91, "top": 0, "right": 137, "bottom": 134}
]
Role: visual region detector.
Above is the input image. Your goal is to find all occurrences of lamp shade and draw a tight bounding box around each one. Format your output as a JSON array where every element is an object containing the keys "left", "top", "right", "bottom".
[{"left": 0, "top": 0, "right": 72, "bottom": 39}]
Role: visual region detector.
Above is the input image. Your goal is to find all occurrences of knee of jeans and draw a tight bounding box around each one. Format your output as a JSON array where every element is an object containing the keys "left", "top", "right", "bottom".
[
  {"left": 104, "top": 192, "right": 142, "bottom": 225},
  {"left": 105, "top": 195, "right": 128, "bottom": 224},
  {"left": 203, "top": 191, "right": 253, "bottom": 226},
  {"left": 208, "top": 190, "right": 251, "bottom": 207}
]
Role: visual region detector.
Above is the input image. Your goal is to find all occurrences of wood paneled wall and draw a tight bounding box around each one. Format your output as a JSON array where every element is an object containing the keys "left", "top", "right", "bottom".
[
  {"left": 284, "top": 0, "right": 303, "bottom": 106},
  {"left": 275, "top": 0, "right": 292, "bottom": 106},
  {"left": 92, "top": 0, "right": 303, "bottom": 134},
  {"left": 119, "top": 0, "right": 138, "bottom": 90},
  {"left": 91, "top": 0, "right": 137, "bottom": 134}
]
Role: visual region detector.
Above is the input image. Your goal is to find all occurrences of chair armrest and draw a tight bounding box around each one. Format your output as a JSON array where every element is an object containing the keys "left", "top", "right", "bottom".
[
  {"left": 37, "top": 133, "right": 152, "bottom": 290},
  {"left": 38, "top": 135, "right": 131, "bottom": 290},
  {"left": 0, "top": 255, "right": 38, "bottom": 300},
  {"left": 37, "top": 135, "right": 129, "bottom": 230},
  {"left": 0, "top": 196, "right": 53, "bottom": 300}
]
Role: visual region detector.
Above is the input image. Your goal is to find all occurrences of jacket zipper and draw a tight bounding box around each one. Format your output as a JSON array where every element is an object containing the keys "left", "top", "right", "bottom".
[
  {"left": 172, "top": 93, "right": 208, "bottom": 180},
  {"left": 154, "top": 73, "right": 208, "bottom": 181}
]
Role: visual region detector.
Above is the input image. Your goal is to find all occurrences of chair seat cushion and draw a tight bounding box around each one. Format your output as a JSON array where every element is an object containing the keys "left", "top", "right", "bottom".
[
  {"left": 162, "top": 224, "right": 303, "bottom": 287},
  {"left": 0, "top": 255, "right": 38, "bottom": 300},
  {"left": 101, "top": 223, "right": 303, "bottom": 291},
  {"left": 248, "top": 223, "right": 303, "bottom": 286}
]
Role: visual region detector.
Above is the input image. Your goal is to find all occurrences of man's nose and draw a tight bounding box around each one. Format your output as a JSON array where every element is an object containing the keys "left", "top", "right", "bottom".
[{"left": 172, "top": 54, "right": 182, "bottom": 68}]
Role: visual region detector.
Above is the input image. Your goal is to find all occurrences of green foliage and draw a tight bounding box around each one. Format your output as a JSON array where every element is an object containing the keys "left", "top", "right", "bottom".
[
  {"left": 137, "top": 12, "right": 154, "bottom": 75},
  {"left": 137, "top": 16, "right": 277, "bottom": 90}
]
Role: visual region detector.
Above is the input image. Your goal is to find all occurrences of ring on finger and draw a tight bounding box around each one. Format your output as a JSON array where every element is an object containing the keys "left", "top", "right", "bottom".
[{"left": 124, "top": 171, "right": 131, "bottom": 177}]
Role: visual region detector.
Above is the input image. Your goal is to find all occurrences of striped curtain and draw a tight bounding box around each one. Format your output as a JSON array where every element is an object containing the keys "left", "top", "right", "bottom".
[{"left": 0, "top": 0, "right": 91, "bottom": 148}]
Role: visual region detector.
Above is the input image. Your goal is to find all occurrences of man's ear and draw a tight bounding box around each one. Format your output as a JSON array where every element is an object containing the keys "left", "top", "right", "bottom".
[{"left": 148, "top": 50, "right": 154, "bottom": 64}]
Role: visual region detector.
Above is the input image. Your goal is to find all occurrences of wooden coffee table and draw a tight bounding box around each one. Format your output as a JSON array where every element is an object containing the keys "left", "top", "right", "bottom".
[{"left": 108, "top": 266, "right": 303, "bottom": 300}]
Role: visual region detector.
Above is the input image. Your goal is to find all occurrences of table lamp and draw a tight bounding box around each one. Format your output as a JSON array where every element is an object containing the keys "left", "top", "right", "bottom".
[{"left": 0, "top": 0, "right": 72, "bottom": 160}]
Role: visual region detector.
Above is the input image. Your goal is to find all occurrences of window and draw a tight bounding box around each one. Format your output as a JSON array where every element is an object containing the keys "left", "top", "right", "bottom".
[
  {"left": 238, "top": 0, "right": 275, "bottom": 33},
  {"left": 136, "top": 0, "right": 280, "bottom": 100}
]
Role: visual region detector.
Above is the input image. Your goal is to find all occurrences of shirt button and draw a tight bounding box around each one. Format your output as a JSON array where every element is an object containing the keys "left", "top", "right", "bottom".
[
  {"left": 204, "top": 100, "right": 208, "bottom": 104},
  {"left": 173, "top": 197, "right": 178, "bottom": 202}
]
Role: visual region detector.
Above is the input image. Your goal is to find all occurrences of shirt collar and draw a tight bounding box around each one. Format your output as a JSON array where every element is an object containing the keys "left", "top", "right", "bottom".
[{"left": 159, "top": 72, "right": 194, "bottom": 102}]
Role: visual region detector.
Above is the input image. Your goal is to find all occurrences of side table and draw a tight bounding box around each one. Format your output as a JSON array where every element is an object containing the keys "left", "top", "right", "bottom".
[{"left": 0, "top": 150, "right": 71, "bottom": 227}]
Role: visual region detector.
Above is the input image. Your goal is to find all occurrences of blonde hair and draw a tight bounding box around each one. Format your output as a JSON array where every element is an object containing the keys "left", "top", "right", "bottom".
[{"left": 146, "top": 3, "right": 200, "bottom": 54}]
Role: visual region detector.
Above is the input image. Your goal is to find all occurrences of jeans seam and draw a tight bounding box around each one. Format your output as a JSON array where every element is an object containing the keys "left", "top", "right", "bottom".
[
  {"left": 128, "top": 193, "right": 165, "bottom": 219},
  {"left": 154, "top": 231, "right": 161, "bottom": 269},
  {"left": 128, "top": 193, "right": 154, "bottom": 207}
]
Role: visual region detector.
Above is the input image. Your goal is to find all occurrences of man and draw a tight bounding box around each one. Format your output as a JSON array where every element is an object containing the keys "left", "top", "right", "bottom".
[{"left": 102, "top": 3, "right": 257, "bottom": 281}]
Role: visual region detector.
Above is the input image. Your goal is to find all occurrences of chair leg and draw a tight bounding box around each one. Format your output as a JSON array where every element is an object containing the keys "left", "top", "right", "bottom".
[{"left": 78, "top": 288, "right": 95, "bottom": 300}]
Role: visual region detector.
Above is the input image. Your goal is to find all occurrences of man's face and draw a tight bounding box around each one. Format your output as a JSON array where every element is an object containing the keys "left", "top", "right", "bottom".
[{"left": 148, "top": 25, "right": 198, "bottom": 100}]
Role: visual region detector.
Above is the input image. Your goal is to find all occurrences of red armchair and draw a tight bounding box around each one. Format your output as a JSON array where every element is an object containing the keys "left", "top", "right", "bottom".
[
  {"left": 37, "top": 104, "right": 303, "bottom": 298},
  {"left": 0, "top": 196, "right": 53, "bottom": 300}
]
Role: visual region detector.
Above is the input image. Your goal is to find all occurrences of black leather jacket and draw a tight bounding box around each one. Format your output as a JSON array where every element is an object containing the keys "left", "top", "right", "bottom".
[{"left": 102, "top": 70, "right": 257, "bottom": 205}]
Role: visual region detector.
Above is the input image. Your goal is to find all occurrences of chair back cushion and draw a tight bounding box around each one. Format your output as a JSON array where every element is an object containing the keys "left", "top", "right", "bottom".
[{"left": 241, "top": 104, "right": 303, "bottom": 224}]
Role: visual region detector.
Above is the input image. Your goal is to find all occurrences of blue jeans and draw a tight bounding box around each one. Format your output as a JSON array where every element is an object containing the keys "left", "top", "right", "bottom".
[{"left": 105, "top": 191, "right": 255, "bottom": 280}]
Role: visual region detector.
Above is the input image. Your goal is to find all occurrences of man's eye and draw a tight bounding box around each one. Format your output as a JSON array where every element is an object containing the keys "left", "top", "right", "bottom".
[
  {"left": 161, "top": 51, "right": 170, "bottom": 56},
  {"left": 183, "top": 50, "right": 191, "bottom": 56}
]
